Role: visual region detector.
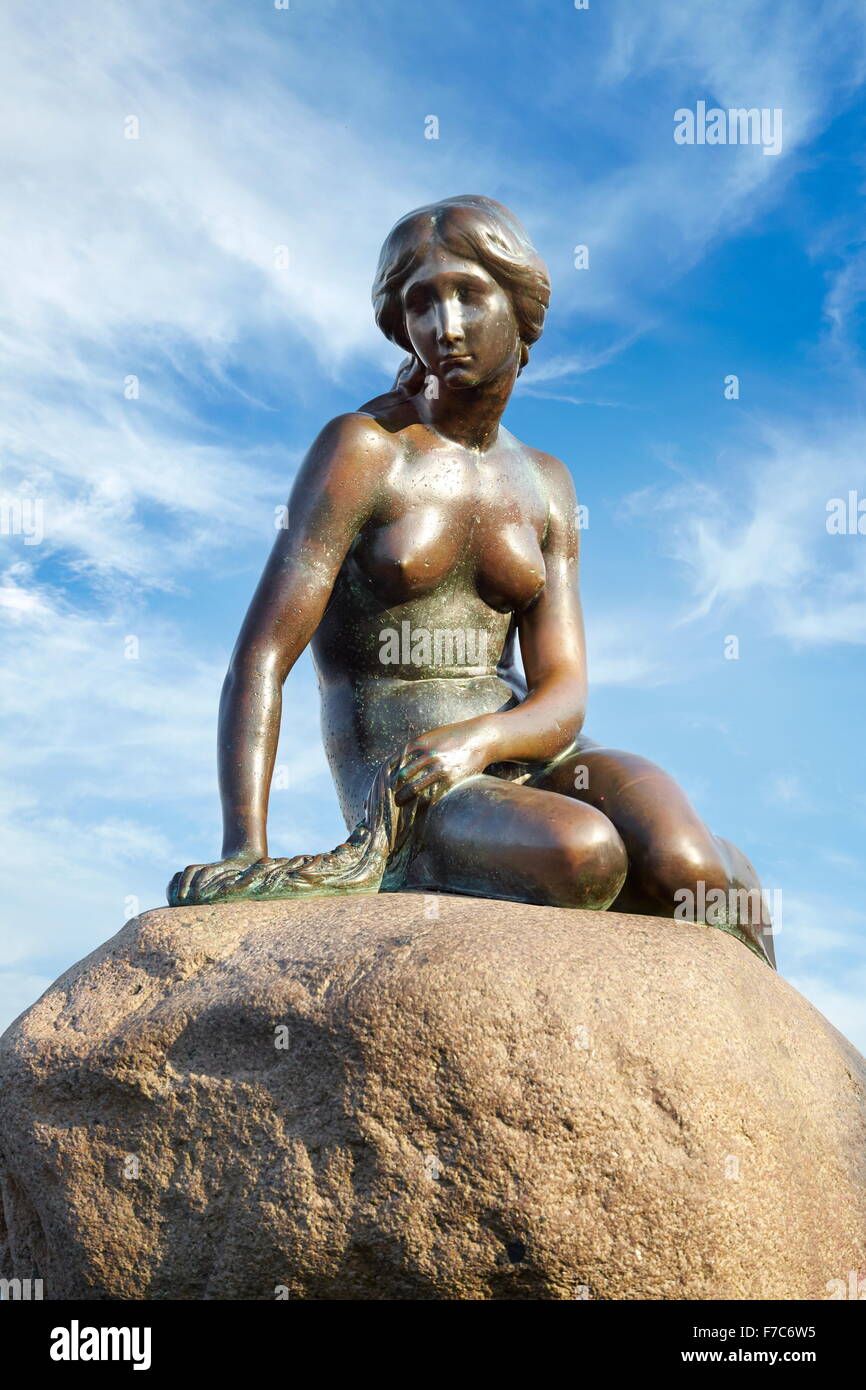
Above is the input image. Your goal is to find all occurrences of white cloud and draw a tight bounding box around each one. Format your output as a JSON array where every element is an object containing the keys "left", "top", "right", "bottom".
[
  {"left": 518, "top": 333, "right": 646, "bottom": 388},
  {"left": 1, "top": 2, "right": 514, "bottom": 595},
  {"left": 514, "top": 0, "right": 866, "bottom": 360},
  {"left": 774, "top": 892, "right": 866, "bottom": 1052},
  {"left": 1, "top": 0, "right": 865, "bottom": 1045},
  {"left": 787, "top": 971, "right": 866, "bottom": 1054},
  {"left": 0, "top": 973, "right": 55, "bottom": 1033},
  {"left": 765, "top": 773, "right": 802, "bottom": 806},
  {"left": 0, "top": 565, "right": 340, "bottom": 1026},
  {"left": 626, "top": 417, "right": 866, "bottom": 643},
  {"left": 585, "top": 613, "right": 672, "bottom": 687},
  {"left": 0, "top": 566, "right": 330, "bottom": 804},
  {"left": 0, "top": 5, "right": 413, "bottom": 366},
  {"left": 1, "top": 0, "right": 863, "bottom": 594},
  {"left": 822, "top": 244, "right": 866, "bottom": 361}
]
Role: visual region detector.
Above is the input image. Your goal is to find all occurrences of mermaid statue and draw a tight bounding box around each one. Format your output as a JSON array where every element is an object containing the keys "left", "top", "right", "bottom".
[{"left": 168, "top": 195, "right": 775, "bottom": 968}]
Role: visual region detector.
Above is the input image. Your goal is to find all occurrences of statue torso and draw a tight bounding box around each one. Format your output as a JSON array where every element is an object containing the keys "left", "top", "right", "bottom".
[{"left": 309, "top": 414, "right": 550, "bottom": 824}]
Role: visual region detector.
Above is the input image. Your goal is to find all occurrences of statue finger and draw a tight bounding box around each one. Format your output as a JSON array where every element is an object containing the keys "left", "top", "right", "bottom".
[
  {"left": 188, "top": 861, "right": 243, "bottom": 902},
  {"left": 197, "top": 867, "right": 248, "bottom": 902},
  {"left": 175, "top": 863, "right": 206, "bottom": 903},
  {"left": 409, "top": 768, "right": 444, "bottom": 796},
  {"left": 397, "top": 741, "right": 434, "bottom": 767},
  {"left": 395, "top": 768, "right": 441, "bottom": 804},
  {"left": 233, "top": 858, "right": 274, "bottom": 887},
  {"left": 395, "top": 752, "right": 434, "bottom": 781}
]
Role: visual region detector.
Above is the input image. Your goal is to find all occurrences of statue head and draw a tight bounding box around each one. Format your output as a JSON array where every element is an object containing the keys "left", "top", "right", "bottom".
[{"left": 371, "top": 195, "right": 550, "bottom": 398}]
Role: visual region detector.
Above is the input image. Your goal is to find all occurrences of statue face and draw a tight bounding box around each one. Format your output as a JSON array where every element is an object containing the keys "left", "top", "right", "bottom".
[{"left": 400, "top": 244, "right": 521, "bottom": 390}]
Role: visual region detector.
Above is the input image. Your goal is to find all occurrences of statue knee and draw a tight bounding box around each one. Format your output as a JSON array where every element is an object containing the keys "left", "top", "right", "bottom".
[{"left": 546, "top": 808, "right": 627, "bottom": 910}]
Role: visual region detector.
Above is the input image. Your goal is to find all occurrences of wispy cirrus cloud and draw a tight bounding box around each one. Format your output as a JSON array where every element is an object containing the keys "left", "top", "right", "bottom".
[
  {"left": 625, "top": 416, "right": 866, "bottom": 644},
  {"left": 0, "top": 561, "right": 336, "bottom": 1026},
  {"left": 782, "top": 892, "right": 866, "bottom": 1051},
  {"left": 1, "top": 0, "right": 865, "bottom": 1052}
]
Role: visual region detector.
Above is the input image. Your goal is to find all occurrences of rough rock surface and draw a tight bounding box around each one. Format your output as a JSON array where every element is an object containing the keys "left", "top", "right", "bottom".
[{"left": 0, "top": 894, "right": 864, "bottom": 1301}]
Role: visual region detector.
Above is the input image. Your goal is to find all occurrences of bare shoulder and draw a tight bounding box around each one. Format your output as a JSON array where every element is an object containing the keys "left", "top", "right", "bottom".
[
  {"left": 525, "top": 446, "right": 578, "bottom": 502},
  {"left": 295, "top": 411, "right": 397, "bottom": 489},
  {"left": 310, "top": 410, "right": 400, "bottom": 460},
  {"left": 519, "top": 444, "right": 580, "bottom": 556}
]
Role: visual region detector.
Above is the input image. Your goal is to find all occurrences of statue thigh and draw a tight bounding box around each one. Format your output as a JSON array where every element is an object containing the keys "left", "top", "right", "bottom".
[
  {"left": 530, "top": 745, "right": 770, "bottom": 933},
  {"left": 403, "top": 744, "right": 775, "bottom": 966},
  {"left": 405, "top": 773, "right": 627, "bottom": 912}
]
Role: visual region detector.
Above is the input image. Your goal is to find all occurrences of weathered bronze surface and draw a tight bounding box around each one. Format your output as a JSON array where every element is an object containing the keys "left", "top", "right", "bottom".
[{"left": 168, "top": 195, "right": 775, "bottom": 967}]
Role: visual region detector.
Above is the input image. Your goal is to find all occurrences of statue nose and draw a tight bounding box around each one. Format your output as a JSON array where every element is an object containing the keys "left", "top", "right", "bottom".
[{"left": 436, "top": 302, "right": 465, "bottom": 345}]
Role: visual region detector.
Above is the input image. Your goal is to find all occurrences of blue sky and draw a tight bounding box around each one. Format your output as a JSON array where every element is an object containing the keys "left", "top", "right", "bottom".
[{"left": 1, "top": 0, "right": 865, "bottom": 1046}]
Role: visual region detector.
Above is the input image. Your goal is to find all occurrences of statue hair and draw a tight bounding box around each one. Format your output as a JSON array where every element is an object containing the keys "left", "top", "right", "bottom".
[{"left": 368, "top": 195, "right": 551, "bottom": 403}]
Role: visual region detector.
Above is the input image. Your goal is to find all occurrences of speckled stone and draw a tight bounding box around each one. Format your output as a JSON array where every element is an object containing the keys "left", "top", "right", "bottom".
[{"left": 1, "top": 894, "right": 864, "bottom": 1300}]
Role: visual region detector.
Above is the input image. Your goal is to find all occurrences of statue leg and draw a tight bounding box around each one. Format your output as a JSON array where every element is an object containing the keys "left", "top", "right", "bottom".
[
  {"left": 531, "top": 747, "right": 776, "bottom": 966},
  {"left": 405, "top": 773, "right": 627, "bottom": 911}
]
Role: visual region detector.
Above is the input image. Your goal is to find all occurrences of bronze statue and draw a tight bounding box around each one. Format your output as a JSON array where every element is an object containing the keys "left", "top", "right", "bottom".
[{"left": 168, "top": 195, "right": 775, "bottom": 967}]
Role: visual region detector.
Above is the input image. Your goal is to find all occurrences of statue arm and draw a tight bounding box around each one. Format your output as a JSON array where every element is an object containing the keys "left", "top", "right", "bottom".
[{"left": 219, "top": 414, "right": 387, "bottom": 859}]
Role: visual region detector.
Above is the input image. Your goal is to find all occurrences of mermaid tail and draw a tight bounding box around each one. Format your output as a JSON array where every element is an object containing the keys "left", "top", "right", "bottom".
[{"left": 166, "top": 754, "right": 437, "bottom": 907}]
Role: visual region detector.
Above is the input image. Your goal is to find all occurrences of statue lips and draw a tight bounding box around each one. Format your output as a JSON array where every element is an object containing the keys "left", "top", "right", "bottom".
[{"left": 440, "top": 352, "right": 474, "bottom": 379}]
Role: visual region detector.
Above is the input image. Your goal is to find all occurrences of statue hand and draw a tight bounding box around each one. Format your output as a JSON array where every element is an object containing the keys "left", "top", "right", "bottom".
[
  {"left": 393, "top": 724, "right": 492, "bottom": 806},
  {"left": 167, "top": 852, "right": 260, "bottom": 907}
]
